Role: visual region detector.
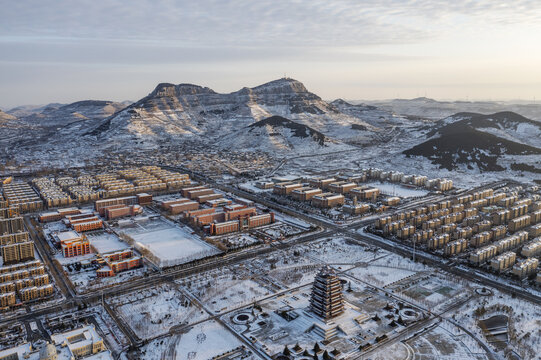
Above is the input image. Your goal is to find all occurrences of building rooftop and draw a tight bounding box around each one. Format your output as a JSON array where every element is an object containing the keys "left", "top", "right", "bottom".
[
  {"left": 56, "top": 230, "right": 81, "bottom": 242},
  {"left": 51, "top": 325, "right": 102, "bottom": 347}
]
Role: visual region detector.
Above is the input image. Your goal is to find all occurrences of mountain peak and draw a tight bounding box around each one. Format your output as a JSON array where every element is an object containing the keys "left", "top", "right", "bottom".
[
  {"left": 150, "top": 82, "right": 216, "bottom": 97},
  {"left": 331, "top": 98, "right": 352, "bottom": 106},
  {"left": 251, "top": 77, "right": 310, "bottom": 94}
]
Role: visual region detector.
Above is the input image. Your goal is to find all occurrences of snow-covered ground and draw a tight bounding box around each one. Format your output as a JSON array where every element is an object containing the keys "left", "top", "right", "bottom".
[
  {"left": 111, "top": 283, "right": 207, "bottom": 340},
  {"left": 139, "top": 320, "right": 254, "bottom": 360},
  {"left": 453, "top": 288, "right": 541, "bottom": 360},
  {"left": 345, "top": 264, "right": 418, "bottom": 288},
  {"left": 365, "top": 181, "right": 430, "bottom": 198},
  {"left": 180, "top": 267, "right": 273, "bottom": 313},
  {"left": 300, "top": 236, "right": 383, "bottom": 264}
]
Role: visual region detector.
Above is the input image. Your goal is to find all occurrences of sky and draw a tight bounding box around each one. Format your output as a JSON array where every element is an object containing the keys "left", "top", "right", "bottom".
[{"left": 1, "top": 0, "right": 541, "bottom": 108}]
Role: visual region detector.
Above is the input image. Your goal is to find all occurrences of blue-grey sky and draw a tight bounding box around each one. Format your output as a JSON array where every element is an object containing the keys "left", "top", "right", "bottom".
[{"left": 1, "top": 0, "right": 541, "bottom": 108}]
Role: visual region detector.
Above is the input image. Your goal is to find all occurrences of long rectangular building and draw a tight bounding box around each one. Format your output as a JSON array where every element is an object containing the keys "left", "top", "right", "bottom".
[
  {"left": 311, "top": 193, "right": 345, "bottom": 208},
  {"left": 291, "top": 187, "right": 322, "bottom": 201}
]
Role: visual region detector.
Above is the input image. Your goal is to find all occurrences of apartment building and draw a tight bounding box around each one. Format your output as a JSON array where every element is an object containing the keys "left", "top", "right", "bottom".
[
  {"left": 0, "top": 217, "right": 24, "bottom": 235},
  {"left": 19, "top": 284, "right": 54, "bottom": 302},
  {"left": 0, "top": 241, "right": 34, "bottom": 264}
]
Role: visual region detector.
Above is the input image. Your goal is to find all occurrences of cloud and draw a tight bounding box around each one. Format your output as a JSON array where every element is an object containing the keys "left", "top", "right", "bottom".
[
  {"left": 1, "top": 0, "right": 541, "bottom": 107},
  {"left": 3, "top": 0, "right": 539, "bottom": 48}
]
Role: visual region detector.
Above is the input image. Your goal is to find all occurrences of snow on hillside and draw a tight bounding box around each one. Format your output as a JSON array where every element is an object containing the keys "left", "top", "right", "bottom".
[
  {"left": 94, "top": 78, "right": 389, "bottom": 146},
  {"left": 18, "top": 100, "right": 127, "bottom": 127},
  {"left": 363, "top": 97, "right": 541, "bottom": 122},
  {"left": 217, "top": 115, "right": 355, "bottom": 155}
]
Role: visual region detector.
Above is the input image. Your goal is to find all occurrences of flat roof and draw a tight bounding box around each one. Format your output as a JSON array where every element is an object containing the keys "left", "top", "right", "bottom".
[
  {"left": 56, "top": 230, "right": 81, "bottom": 242},
  {"left": 0, "top": 343, "right": 32, "bottom": 359},
  {"left": 51, "top": 325, "right": 101, "bottom": 346},
  {"left": 87, "top": 232, "right": 129, "bottom": 254}
]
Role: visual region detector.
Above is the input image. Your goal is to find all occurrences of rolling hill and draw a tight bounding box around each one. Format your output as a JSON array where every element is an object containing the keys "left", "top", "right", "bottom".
[
  {"left": 404, "top": 112, "right": 541, "bottom": 171},
  {"left": 216, "top": 115, "right": 352, "bottom": 154}
]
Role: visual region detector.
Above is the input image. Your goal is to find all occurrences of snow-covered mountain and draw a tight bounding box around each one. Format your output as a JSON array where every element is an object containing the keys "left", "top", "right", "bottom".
[
  {"left": 90, "top": 78, "right": 383, "bottom": 146},
  {"left": 217, "top": 115, "right": 354, "bottom": 154},
  {"left": 404, "top": 112, "right": 541, "bottom": 172},
  {"left": 17, "top": 100, "right": 127, "bottom": 127},
  {"left": 7, "top": 103, "right": 65, "bottom": 118},
  {"left": 0, "top": 109, "right": 17, "bottom": 123},
  {"left": 362, "top": 97, "right": 541, "bottom": 121}
]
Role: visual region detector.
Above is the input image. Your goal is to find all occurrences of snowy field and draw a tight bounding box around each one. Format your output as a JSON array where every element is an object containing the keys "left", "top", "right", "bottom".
[
  {"left": 454, "top": 288, "right": 541, "bottom": 360},
  {"left": 267, "top": 264, "right": 320, "bottom": 289},
  {"left": 211, "top": 233, "right": 260, "bottom": 249},
  {"left": 118, "top": 218, "right": 221, "bottom": 267},
  {"left": 140, "top": 320, "right": 254, "bottom": 360},
  {"left": 345, "top": 264, "right": 418, "bottom": 288},
  {"left": 112, "top": 283, "right": 207, "bottom": 340},
  {"left": 198, "top": 279, "right": 271, "bottom": 313},
  {"left": 181, "top": 267, "right": 273, "bottom": 313},
  {"left": 370, "top": 323, "right": 488, "bottom": 360},
  {"left": 365, "top": 181, "right": 430, "bottom": 198},
  {"left": 342, "top": 252, "right": 433, "bottom": 288},
  {"left": 301, "top": 237, "right": 383, "bottom": 264},
  {"left": 273, "top": 213, "right": 312, "bottom": 229},
  {"left": 256, "top": 223, "right": 305, "bottom": 240}
]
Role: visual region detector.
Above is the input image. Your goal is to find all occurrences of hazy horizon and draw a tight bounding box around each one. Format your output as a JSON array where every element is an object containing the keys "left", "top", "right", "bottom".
[
  {"left": 1, "top": 0, "right": 541, "bottom": 108},
  {"left": 2, "top": 78, "right": 541, "bottom": 112}
]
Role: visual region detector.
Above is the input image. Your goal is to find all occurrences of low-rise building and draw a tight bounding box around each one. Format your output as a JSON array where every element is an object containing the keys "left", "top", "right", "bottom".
[
  {"left": 273, "top": 182, "right": 303, "bottom": 195},
  {"left": 342, "top": 203, "right": 370, "bottom": 215},
  {"left": 0, "top": 291, "right": 16, "bottom": 307},
  {"left": 350, "top": 187, "right": 380, "bottom": 201},
  {"left": 291, "top": 187, "right": 322, "bottom": 201},
  {"left": 382, "top": 196, "right": 400, "bottom": 206},
  {"left": 328, "top": 181, "right": 357, "bottom": 194},
  {"left": 19, "top": 284, "right": 53, "bottom": 302},
  {"left": 311, "top": 193, "right": 345, "bottom": 208},
  {"left": 56, "top": 231, "right": 91, "bottom": 258},
  {"left": 521, "top": 237, "right": 541, "bottom": 257},
  {"left": 104, "top": 204, "right": 143, "bottom": 220},
  {"left": 51, "top": 325, "right": 107, "bottom": 358},
  {"left": 169, "top": 201, "right": 199, "bottom": 215}
]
